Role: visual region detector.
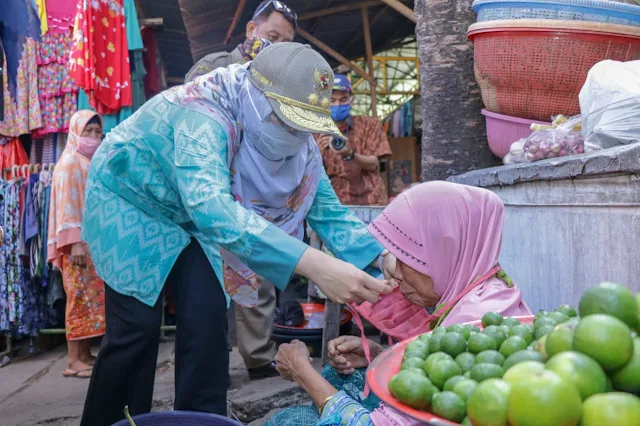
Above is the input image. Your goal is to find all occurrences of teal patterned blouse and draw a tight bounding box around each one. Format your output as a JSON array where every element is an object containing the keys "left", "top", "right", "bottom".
[{"left": 81, "top": 94, "right": 383, "bottom": 307}]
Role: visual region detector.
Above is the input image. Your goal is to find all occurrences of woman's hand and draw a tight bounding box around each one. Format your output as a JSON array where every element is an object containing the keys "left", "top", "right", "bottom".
[
  {"left": 295, "top": 248, "right": 396, "bottom": 304},
  {"left": 328, "top": 336, "right": 384, "bottom": 375},
  {"left": 380, "top": 252, "right": 396, "bottom": 280},
  {"left": 315, "top": 134, "right": 332, "bottom": 151},
  {"left": 275, "top": 340, "right": 313, "bottom": 382},
  {"left": 70, "top": 243, "right": 87, "bottom": 267}
]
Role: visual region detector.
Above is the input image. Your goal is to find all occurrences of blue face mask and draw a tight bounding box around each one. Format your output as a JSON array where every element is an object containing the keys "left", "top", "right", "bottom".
[{"left": 331, "top": 104, "right": 351, "bottom": 122}]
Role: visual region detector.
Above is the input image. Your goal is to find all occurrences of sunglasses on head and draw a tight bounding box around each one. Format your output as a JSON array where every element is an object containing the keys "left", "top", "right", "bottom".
[{"left": 253, "top": 1, "right": 298, "bottom": 28}]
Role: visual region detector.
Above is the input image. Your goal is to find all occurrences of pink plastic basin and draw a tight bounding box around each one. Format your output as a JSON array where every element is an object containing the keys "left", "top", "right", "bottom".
[{"left": 482, "top": 109, "right": 551, "bottom": 158}]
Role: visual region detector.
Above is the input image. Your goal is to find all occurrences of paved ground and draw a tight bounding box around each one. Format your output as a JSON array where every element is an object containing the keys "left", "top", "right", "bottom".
[{"left": 0, "top": 338, "right": 317, "bottom": 426}]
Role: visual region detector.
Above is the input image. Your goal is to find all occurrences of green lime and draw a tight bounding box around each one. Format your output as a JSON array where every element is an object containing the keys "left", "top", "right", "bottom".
[
  {"left": 461, "top": 417, "right": 472, "bottom": 426},
  {"left": 498, "top": 325, "right": 511, "bottom": 336},
  {"left": 463, "top": 370, "right": 471, "bottom": 379},
  {"left": 466, "top": 324, "right": 481, "bottom": 334},
  {"left": 579, "top": 282, "right": 639, "bottom": 329},
  {"left": 417, "top": 333, "right": 431, "bottom": 346},
  {"left": 508, "top": 324, "right": 534, "bottom": 345},
  {"left": 406, "top": 340, "right": 429, "bottom": 357},
  {"left": 429, "top": 359, "right": 462, "bottom": 390},
  {"left": 605, "top": 376, "right": 614, "bottom": 392},
  {"left": 424, "top": 352, "right": 453, "bottom": 377},
  {"left": 611, "top": 338, "right": 640, "bottom": 393},
  {"left": 467, "top": 378, "right": 510, "bottom": 426},
  {"left": 432, "top": 326, "right": 447, "bottom": 336},
  {"left": 524, "top": 324, "right": 535, "bottom": 336},
  {"left": 483, "top": 326, "right": 507, "bottom": 348},
  {"left": 545, "top": 351, "right": 607, "bottom": 400},
  {"left": 555, "top": 304, "right": 577, "bottom": 318},
  {"left": 402, "top": 357, "right": 426, "bottom": 371},
  {"left": 547, "top": 311, "right": 569, "bottom": 325},
  {"left": 482, "top": 312, "right": 504, "bottom": 327},
  {"left": 469, "top": 362, "right": 504, "bottom": 382},
  {"left": 467, "top": 332, "right": 497, "bottom": 354},
  {"left": 446, "top": 323, "right": 471, "bottom": 340},
  {"left": 535, "top": 310, "right": 549, "bottom": 321},
  {"left": 503, "top": 350, "right": 546, "bottom": 371},
  {"left": 441, "top": 332, "right": 467, "bottom": 358},
  {"left": 453, "top": 378, "right": 477, "bottom": 402},
  {"left": 507, "top": 370, "right": 582, "bottom": 426},
  {"left": 429, "top": 334, "right": 444, "bottom": 353},
  {"left": 403, "top": 367, "right": 427, "bottom": 377},
  {"left": 533, "top": 335, "right": 548, "bottom": 360},
  {"left": 499, "top": 336, "right": 527, "bottom": 358},
  {"left": 581, "top": 392, "right": 640, "bottom": 426},
  {"left": 503, "top": 361, "right": 545, "bottom": 387},
  {"left": 545, "top": 324, "right": 575, "bottom": 358},
  {"left": 388, "top": 370, "right": 437, "bottom": 411},
  {"left": 534, "top": 316, "right": 557, "bottom": 330},
  {"left": 404, "top": 350, "right": 427, "bottom": 361},
  {"left": 475, "top": 350, "right": 505, "bottom": 366},
  {"left": 534, "top": 324, "right": 555, "bottom": 340},
  {"left": 502, "top": 317, "right": 520, "bottom": 328},
  {"left": 455, "top": 352, "right": 476, "bottom": 372},
  {"left": 573, "top": 314, "right": 633, "bottom": 371},
  {"left": 431, "top": 391, "right": 466, "bottom": 423},
  {"left": 443, "top": 375, "right": 466, "bottom": 391}
]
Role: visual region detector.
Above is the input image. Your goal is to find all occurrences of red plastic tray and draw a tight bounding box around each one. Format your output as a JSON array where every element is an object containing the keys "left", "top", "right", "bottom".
[
  {"left": 274, "top": 303, "right": 353, "bottom": 330},
  {"left": 366, "top": 315, "right": 535, "bottom": 425}
]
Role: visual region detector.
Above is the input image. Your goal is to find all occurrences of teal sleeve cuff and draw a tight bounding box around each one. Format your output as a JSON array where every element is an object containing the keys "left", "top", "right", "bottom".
[
  {"left": 246, "top": 224, "right": 308, "bottom": 291},
  {"left": 336, "top": 232, "right": 384, "bottom": 272}
]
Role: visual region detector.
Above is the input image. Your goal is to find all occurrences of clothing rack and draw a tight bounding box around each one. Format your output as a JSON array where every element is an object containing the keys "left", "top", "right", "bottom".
[{"left": 1, "top": 163, "right": 55, "bottom": 180}]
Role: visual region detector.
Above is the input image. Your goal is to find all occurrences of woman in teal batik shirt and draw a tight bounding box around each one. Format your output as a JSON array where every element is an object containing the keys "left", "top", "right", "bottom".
[{"left": 79, "top": 43, "right": 395, "bottom": 426}]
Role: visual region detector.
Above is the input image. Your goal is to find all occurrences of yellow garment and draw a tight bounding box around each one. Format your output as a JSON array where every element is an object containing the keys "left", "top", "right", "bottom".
[{"left": 36, "top": 0, "right": 49, "bottom": 35}]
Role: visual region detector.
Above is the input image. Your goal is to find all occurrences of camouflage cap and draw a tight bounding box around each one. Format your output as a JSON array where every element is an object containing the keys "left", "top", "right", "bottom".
[{"left": 247, "top": 42, "right": 342, "bottom": 138}]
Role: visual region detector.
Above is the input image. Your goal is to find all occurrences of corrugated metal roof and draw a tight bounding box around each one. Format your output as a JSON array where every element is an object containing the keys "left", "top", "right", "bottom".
[{"left": 138, "top": 0, "right": 415, "bottom": 81}]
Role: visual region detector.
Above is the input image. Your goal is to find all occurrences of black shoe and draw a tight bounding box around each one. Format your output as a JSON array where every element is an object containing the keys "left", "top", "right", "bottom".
[
  {"left": 228, "top": 344, "right": 232, "bottom": 352},
  {"left": 248, "top": 361, "right": 279, "bottom": 380}
]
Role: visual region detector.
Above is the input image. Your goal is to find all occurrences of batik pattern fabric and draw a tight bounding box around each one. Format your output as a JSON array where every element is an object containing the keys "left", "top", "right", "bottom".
[
  {"left": 265, "top": 366, "right": 377, "bottom": 426},
  {"left": 81, "top": 93, "right": 382, "bottom": 309},
  {"left": 29, "top": 133, "right": 68, "bottom": 165},
  {"left": 320, "top": 116, "right": 392, "bottom": 206},
  {"left": 33, "top": 31, "right": 78, "bottom": 138},
  {"left": 69, "top": 0, "right": 132, "bottom": 115}
]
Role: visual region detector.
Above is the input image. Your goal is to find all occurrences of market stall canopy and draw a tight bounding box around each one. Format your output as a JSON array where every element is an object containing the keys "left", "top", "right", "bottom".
[{"left": 136, "top": 0, "right": 416, "bottom": 84}]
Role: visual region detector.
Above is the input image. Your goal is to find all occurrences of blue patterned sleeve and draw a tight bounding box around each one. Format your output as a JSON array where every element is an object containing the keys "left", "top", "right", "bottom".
[
  {"left": 319, "top": 391, "right": 374, "bottom": 426},
  {"left": 306, "top": 171, "right": 383, "bottom": 271},
  {"left": 172, "top": 110, "right": 308, "bottom": 290}
]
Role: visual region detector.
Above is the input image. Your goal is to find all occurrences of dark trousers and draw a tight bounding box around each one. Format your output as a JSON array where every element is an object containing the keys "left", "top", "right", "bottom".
[{"left": 80, "top": 240, "right": 229, "bottom": 426}]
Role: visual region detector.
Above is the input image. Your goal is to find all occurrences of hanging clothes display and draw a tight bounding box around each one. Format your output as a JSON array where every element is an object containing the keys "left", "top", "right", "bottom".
[
  {"left": 76, "top": 0, "right": 144, "bottom": 133},
  {"left": 141, "top": 26, "right": 161, "bottom": 100},
  {"left": 0, "top": 167, "right": 58, "bottom": 337},
  {"left": 29, "top": 133, "right": 67, "bottom": 165},
  {"left": 69, "top": 0, "right": 132, "bottom": 115},
  {"left": 44, "top": 0, "right": 76, "bottom": 35},
  {"left": 0, "top": 21, "right": 4, "bottom": 122},
  {"left": 0, "top": 0, "right": 43, "bottom": 137}
]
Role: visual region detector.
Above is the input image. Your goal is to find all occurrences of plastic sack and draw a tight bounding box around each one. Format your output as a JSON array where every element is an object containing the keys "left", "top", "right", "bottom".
[
  {"left": 503, "top": 138, "right": 527, "bottom": 165},
  {"left": 522, "top": 115, "right": 584, "bottom": 162},
  {"left": 579, "top": 60, "right": 640, "bottom": 151}
]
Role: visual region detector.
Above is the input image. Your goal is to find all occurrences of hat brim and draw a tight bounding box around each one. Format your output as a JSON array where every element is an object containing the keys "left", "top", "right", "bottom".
[{"left": 265, "top": 96, "right": 343, "bottom": 138}]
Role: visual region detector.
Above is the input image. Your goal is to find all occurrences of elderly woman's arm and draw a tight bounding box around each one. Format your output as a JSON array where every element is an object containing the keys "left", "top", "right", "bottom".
[
  {"left": 172, "top": 111, "right": 391, "bottom": 303},
  {"left": 277, "top": 341, "right": 374, "bottom": 426}
]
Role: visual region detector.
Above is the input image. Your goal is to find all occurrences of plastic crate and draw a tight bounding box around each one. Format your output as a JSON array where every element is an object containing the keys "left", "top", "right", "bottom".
[{"left": 473, "top": 0, "right": 640, "bottom": 26}]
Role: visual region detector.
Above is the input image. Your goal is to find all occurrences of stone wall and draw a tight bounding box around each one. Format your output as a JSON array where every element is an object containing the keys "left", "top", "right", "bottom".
[{"left": 415, "top": 0, "right": 501, "bottom": 181}]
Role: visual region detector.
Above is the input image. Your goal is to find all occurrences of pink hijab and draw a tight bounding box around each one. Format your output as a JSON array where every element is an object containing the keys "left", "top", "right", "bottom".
[{"left": 367, "top": 181, "right": 530, "bottom": 328}]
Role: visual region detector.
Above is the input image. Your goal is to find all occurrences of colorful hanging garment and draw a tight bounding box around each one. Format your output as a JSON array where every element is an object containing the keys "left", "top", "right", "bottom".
[
  {"left": 33, "top": 31, "right": 78, "bottom": 137},
  {"left": 0, "top": 0, "right": 43, "bottom": 137},
  {"left": 44, "top": 0, "right": 76, "bottom": 34},
  {"left": 69, "top": 0, "right": 132, "bottom": 115}
]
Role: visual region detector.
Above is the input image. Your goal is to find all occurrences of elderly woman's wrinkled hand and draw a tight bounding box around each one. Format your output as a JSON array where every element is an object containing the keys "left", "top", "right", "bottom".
[
  {"left": 328, "top": 336, "right": 383, "bottom": 375},
  {"left": 275, "top": 340, "right": 313, "bottom": 382}
]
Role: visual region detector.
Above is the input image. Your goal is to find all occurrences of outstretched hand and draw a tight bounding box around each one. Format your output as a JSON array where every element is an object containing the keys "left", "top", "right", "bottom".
[{"left": 328, "top": 336, "right": 384, "bottom": 375}]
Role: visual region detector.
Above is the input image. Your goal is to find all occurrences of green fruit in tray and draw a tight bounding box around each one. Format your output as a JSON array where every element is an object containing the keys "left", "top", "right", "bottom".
[
  {"left": 405, "top": 340, "right": 429, "bottom": 358},
  {"left": 431, "top": 391, "right": 466, "bottom": 423},
  {"left": 403, "top": 350, "right": 427, "bottom": 361},
  {"left": 424, "top": 352, "right": 453, "bottom": 377},
  {"left": 481, "top": 311, "right": 503, "bottom": 327},
  {"left": 545, "top": 351, "right": 607, "bottom": 400},
  {"left": 545, "top": 323, "right": 576, "bottom": 358},
  {"left": 429, "top": 334, "right": 444, "bottom": 353},
  {"left": 455, "top": 352, "right": 476, "bottom": 372},
  {"left": 388, "top": 370, "right": 437, "bottom": 411},
  {"left": 579, "top": 282, "right": 639, "bottom": 329},
  {"left": 503, "top": 361, "right": 545, "bottom": 387},
  {"left": 581, "top": 392, "right": 640, "bottom": 426},
  {"left": 502, "top": 317, "right": 521, "bottom": 328},
  {"left": 452, "top": 379, "right": 477, "bottom": 402},
  {"left": 509, "top": 324, "right": 534, "bottom": 345},
  {"left": 503, "top": 350, "right": 546, "bottom": 371},
  {"left": 447, "top": 323, "right": 471, "bottom": 340},
  {"left": 499, "top": 335, "right": 528, "bottom": 358},
  {"left": 432, "top": 327, "right": 447, "bottom": 336},
  {"left": 467, "top": 378, "right": 510, "bottom": 426},
  {"left": 610, "top": 338, "right": 640, "bottom": 394},
  {"left": 547, "top": 311, "right": 570, "bottom": 325},
  {"left": 443, "top": 375, "right": 466, "bottom": 392},
  {"left": 429, "top": 359, "right": 462, "bottom": 390},
  {"left": 534, "top": 316, "right": 557, "bottom": 330},
  {"left": 402, "top": 357, "right": 426, "bottom": 371},
  {"left": 554, "top": 303, "right": 577, "bottom": 318},
  {"left": 534, "top": 324, "right": 555, "bottom": 340},
  {"left": 469, "top": 363, "right": 504, "bottom": 383},
  {"left": 467, "top": 332, "right": 497, "bottom": 354},
  {"left": 482, "top": 325, "right": 507, "bottom": 348},
  {"left": 573, "top": 314, "right": 633, "bottom": 371},
  {"left": 440, "top": 332, "right": 467, "bottom": 358},
  {"left": 475, "top": 350, "right": 505, "bottom": 366}
]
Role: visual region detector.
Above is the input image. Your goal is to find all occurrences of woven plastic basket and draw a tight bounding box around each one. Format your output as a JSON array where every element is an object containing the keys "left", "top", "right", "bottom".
[
  {"left": 472, "top": 0, "right": 640, "bottom": 26},
  {"left": 468, "top": 19, "right": 640, "bottom": 120}
]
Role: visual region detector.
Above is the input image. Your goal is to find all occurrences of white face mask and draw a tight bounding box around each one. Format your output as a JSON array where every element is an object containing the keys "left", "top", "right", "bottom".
[{"left": 240, "top": 81, "right": 308, "bottom": 161}]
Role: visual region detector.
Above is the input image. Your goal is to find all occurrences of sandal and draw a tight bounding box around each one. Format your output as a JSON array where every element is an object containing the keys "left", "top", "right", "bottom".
[{"left": 63, "top": 367, "right": 92, "bottom": 378}]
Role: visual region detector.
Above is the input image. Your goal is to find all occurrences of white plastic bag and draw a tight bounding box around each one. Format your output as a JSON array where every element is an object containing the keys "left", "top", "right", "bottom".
[{"left": 579, "top": 60, "right": 640, "bottom": 151}]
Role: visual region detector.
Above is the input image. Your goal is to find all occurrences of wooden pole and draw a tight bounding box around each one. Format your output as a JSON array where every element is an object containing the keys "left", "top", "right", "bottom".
[
  {"left": 224, "top": 0, "right": 247, "bottom": 45},
  {"left": 362, "top": 7, "right": 378, "bottom": 118},
  {"left": 296, "top": 28, "right": 376, "bottom": 85},
  {"left": 299, "top": 1, "right": 381, "bottom": 20},
  {"left": 344, "top": 6, "right": 388, "bottom": 51},
  {"left": 380, "top": 0, "right": 417, "bottom": 23}
]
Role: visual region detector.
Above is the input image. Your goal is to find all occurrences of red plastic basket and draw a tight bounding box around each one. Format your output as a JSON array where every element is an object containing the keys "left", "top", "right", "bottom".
[
  {"left": 469, "top": 20, "right": 640, "bottom": 121},
  {"left": 367, "top": 315, "right": 535, "bottom": 425}
]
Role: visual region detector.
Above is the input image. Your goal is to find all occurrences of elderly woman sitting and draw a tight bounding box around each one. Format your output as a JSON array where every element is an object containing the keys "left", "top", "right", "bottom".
[{"left": 268, "top": 181, "right": 532, "bottom": 426}]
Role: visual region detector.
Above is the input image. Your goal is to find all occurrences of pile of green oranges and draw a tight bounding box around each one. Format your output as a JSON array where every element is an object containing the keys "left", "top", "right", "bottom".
[{"left": 388, "top": 282, "right": 640, "bottom": 426}]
